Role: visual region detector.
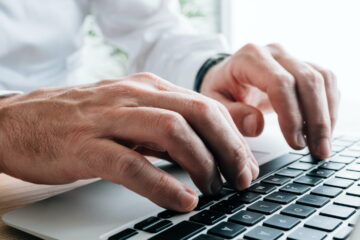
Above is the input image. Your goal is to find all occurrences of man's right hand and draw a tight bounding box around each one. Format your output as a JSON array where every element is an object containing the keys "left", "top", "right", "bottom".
[{"left": 0, "top": 73, "right": 258, "bottom": 212}]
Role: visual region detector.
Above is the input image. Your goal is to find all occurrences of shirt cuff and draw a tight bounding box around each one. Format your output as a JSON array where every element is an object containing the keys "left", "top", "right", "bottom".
[{"left": 0, "top": 90, "right": 24, "bottom": 98}]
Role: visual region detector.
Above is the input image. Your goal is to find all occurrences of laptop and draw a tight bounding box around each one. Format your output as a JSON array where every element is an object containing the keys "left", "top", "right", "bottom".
[{"left": 2, "top": 128, "right": 360, "bottom": 240}]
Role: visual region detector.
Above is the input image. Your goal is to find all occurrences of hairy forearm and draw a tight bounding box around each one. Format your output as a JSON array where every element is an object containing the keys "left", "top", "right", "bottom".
[{"left": 0, "top": 95, "right": 16, "bottom": 173}]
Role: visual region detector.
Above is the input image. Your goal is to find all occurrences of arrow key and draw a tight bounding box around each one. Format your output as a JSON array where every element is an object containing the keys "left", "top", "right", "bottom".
[{"left": 208, "top": 222, "right": 246, "bottom": 239}]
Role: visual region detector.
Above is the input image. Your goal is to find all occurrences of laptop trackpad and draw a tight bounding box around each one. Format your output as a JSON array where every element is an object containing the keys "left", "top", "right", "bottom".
[{"left": 2, "top": 164, "right": 195, "bottom": 240}]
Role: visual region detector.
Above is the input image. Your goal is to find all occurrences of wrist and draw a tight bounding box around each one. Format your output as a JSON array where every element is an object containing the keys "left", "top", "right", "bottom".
[{"left": 194, "top": 53, "right": 231, "bottom": 92}]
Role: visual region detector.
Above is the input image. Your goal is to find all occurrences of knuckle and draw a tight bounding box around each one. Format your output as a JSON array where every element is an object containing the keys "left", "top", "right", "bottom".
[
  {"left": 312, "top": 122, "right": 331, "bottom": 137},
  {"left": 189, "top": 98, "right": 213, "bottom": 116},
  {"left": 330, "top": 116, "right": 337, "bottom": 125},
  {"left": 231, "top": 146, "right": 248, "bottom": 170},
  {"left": 242, "top": 43, "right": 260, "bottom": 52},
  {"left": 98, "top": 79, "right": 117, "bottom": 85},
  {"left": 132, "top": 72, "right": 160, "bottom": 81},
  {"left": 196, "top": 157, "right": 215, "bottom": 179},
  {"left": 158, "top": 112, "right": 186, "bottom": 137},
  {"left": 106, "top": 82, "right": 138, "bottom": 95},
  {"left": 274, "top": 73, "right": 296, "bottom": 89},
  {"left": 117, "top": 153, "right": 144, "bottom": 178},
  {"left": 149, "top": 174, "right": 171, "bottom": 196},
  {"left": 324, "top": 70, "right": 337, "bottom": 86},
  {"left": 300, "top": 69, "right": 324, "bottom": 88},
  {"left": 267, "top": 42, "right": 284, "bottom": 51}
]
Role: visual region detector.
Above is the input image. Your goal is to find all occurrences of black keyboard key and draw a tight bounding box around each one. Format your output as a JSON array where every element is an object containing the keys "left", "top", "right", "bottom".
[
  {"left": 193, "top": 234, "right": 224, "bottom": 240},
  {"left": 146, "top": 220, "right": 173, "bottom": 233},
  {"left": 158, "top": 210, "right": 181, "bottom": 219},
  {"left": 149, "top": 221, "right": 205, "bottom": 240},
  {"left": 281, "top": 204, "right": 316, "bottom": 218},
  {"left": 330, "top": 156, "right": 355, "bottom": 164},
  {"left": 210, "top": 199, "right": 244, "bottom": 214},
  {"left": 289, "top": 162, "right": 315, "bottom": 170},
  {"left": 229, "top": 191, "right": 261, "bottom": 203},
  {"left": 320, "top": 204, "right": 355, "bottom": 219},
  {"left": 212, "top": 188, "right": 235, "bottom": 200},
  {"left": 262, "top": 175, "right": 291, "bottom": 185},
  {"left": 294, "top": 176, "right": 323, "bottom": 186},
  {"left": 195, "top": 195, "right": 216, "bottom": 210},
  {"left": 311, "top": 185, "right": 342, "bottom": 198},
  {"left": 276, "top": 168, "right": 303, "bottom": 178},
  {"left": 263, "top": 214, "right": 300, "bottom": 230},
  {"left": 247, "top": 201, "right": 281, "bottom": 215},
  {"left": 319, "top": 162, "right": 345, "bottom": 171},
  {"left": 280, "top": 183, "right": 310, "bottom": 195},
  {"left": 305, "top": 215, "right": 342, "bottom": 232},
  {"left": 108, "top": 228, "right": 138, "bottom": 240},
  {"left": 244, "top": 226, "right": 283, "bottom": 240},
  {"left": 297, "top": 194, "right": 330, "bottom": 207},
  {"left": 290, "top": 148, "right": 310, "bottom": 155},
  {"left": 347, "top": 185, "right": 360, "bottom": 197},
  {"left": 134, "top": 216, "right": 161, "bottom": 231},
  {"left": 333, "top": 225, "right": 353, "bottom": 240},
  {"left": 229, "top": 210, "right": 265, "bottom": 226},
  {"left": 324, "top": 178, "right": 353, "bottom": 189},
  {"left": 190, "top": 210, "right": 226, "bottom": 225},
  {"left": 307, "top": 169, "right": 335, "bottom": 178},
  {"left": 336, "top": 170, "right": 360, "bottom": 180},
  {"left": 208, "top": 221, "right": 246, "bottom": 239},
  {"left": 264, "top": 192, "right": 297, "bottom": 204},
  {"left": 299, "top": 155, "right": 321, "bottom": 163},
  {"left": 334, "top": 195, "right": 360, "bottom": 208},
  {"left": 249, "top": 183, "right": 276, "bottom": 194},
  {"left": 287, "top": 227, "right": 327, "bottom": 240}
]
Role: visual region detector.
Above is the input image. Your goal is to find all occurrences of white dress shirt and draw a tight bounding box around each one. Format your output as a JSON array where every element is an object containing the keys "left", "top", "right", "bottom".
[{"left": 0, "top": 0, "right": 228, "bottom": 93}]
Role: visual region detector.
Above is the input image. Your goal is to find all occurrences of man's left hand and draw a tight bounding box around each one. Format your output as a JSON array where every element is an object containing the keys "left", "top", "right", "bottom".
[{"left": 200, "top": 43, "right": 340, "bottom": 159}]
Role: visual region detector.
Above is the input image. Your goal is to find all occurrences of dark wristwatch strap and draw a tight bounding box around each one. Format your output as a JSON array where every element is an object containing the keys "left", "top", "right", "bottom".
[{"left": 194, "top": 53, "right": 231, "bottom": 92}]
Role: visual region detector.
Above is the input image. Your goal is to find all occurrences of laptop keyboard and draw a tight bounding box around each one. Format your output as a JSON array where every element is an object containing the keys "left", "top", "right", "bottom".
[{"left": 109, "top": 136, "right": 360, "bottom": 240}]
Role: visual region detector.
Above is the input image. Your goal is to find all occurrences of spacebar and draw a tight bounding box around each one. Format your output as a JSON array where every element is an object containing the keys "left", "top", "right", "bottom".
[{"left": 148, "top": 221, "right": 205, "bottom": 240}]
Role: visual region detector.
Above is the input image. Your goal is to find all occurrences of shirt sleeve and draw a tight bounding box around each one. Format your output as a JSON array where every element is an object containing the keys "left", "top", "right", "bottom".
[
  {"left": 0, "top": 90, "right": 23, "bottom": 98},
  {"left": 89, "top": 0, "right": 229, "bottom": 90}
]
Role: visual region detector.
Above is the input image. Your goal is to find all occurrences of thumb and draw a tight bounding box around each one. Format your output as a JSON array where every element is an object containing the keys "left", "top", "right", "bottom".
[
  {"left": 211, "top": 91, "right": 265, "bottom": 137},
  {"left": 227, "top": 102, "right": 265, "bottom": 137}
]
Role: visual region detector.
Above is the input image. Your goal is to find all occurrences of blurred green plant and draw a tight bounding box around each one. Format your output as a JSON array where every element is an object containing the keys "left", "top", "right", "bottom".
[
  {"left": 86, "top": 0, "right": 205, "bottom": 60},
  {"left": 179, "top": 0, "right": 205, "bottom": 18}
]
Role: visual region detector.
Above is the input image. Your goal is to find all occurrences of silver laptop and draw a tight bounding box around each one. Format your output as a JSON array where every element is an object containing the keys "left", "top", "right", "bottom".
[{"left": 2, "top": 130, "right": 360, "bottom": 240}]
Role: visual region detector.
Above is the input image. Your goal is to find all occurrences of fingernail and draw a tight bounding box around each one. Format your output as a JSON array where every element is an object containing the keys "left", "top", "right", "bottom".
[
  {"left": 178, "top": 187, "right": 198, "bottom": 211},
  {"left": 211, "top": 178, "right": 223, "bottom": 194},
  {"left": 296, "top": 132, "right": 306, "bottom": 148},
  {"left": 317, "top": 138, "right": 331, "bottom": 158},
  {"left": 243, "top": 114, "right": 257, "bottom": 136}
]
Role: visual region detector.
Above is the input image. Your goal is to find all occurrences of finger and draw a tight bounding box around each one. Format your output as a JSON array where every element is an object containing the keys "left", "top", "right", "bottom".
[
  {"left": 307, "top": 63, "right": 340, "bottom": 131},
  {"left": 82, "top": 139, "right": 198, "bottom": 212},
  {"left": 267, "top": 45, "right": 332, "bottom": 158},
  {"left": 207, "top": 92, "right": 261, "bottom": 180},
  {"left": 100, "top": 107, "right": 223, "bottom": 195},
  {"left": 138, "top": 92, "right": 256, "bottom": 190},
  {"left": 209, "top": 91, "right": 265, "bottom": 137},
  {"left": 215, "top": 99, "right": 260, "bottom": 180},
  {"left": 233, "top": 44, "right": 306, "bottom": 150}
]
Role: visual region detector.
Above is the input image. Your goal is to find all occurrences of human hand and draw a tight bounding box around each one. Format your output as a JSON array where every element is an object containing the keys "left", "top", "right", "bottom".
[
  {"left": 201, "top": 43, "right": 340, "bottom": 159},
  {"left": 0, "top": 73, "right": 258, "bottom": 212}
]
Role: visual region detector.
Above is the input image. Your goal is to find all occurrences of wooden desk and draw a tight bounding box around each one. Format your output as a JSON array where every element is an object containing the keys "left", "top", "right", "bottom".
[{"left": 0, "top": 174, "right": 96, "bottom": 240}]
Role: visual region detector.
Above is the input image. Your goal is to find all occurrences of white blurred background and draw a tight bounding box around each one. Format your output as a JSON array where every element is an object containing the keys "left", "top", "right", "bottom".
[{"left": 220, "top": 0, "right": 360, "bottom": 133}]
